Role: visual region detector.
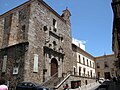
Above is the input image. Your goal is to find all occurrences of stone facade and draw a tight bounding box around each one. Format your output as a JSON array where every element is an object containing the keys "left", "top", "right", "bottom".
[
  {"left": 95, "top": 54, "right": 116, "bottom": 79},
  {"left": 111, "top": 0, "right": 120, "bottom": 75},
  {"left": 0, "top": 0, "right": 115, "bottom": 90},
  {"left": 0, "top": 0, "right": 73, "bottom": 89}
]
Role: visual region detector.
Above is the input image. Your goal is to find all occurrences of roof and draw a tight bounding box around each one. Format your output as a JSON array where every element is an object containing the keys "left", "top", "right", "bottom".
[
  {"left": 95, "top": 54, "right": 114, "bottom": 59},
  {"left": 72, "top": 43, "right": 94, "bottom": 59}
]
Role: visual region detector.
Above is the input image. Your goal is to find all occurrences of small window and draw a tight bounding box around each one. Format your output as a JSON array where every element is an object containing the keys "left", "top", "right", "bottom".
[
  {"left": 87, "top": 59, "right": 88, "bottom": 66},
  {"left": 90, "top": 70, "right": 92, "bottom": 77},
  {"left": 53, "top": 19, "right": 56, "bottom": 27},
  {"left": 83, "top": 68, "right": 86, "bottom": 76},
  {"left": 79, "top": 67, "right": 81, "bottom": 76},
  {"left": 85, "top": 80, "right": 87, "bottom": 85},
  {"left": 88, "top": 71, "right": 89, "bottom": 77},
  {"left": 61, "top": 37, "right": 63, "bottom": 42},
  {"left": 22, "top": 25, "right": 26, "bottom": 31},
  {"left": 79, "top": 55, "right": 81, "bottom": 63},
  {"left": 43, "top": 26, "right": 47, "bottom": 31},
  {"left": 53, "top": 18, "right": 57, "bottom": 29},
  {"left": 97, "top": 63, "right": 100, "bottom": 68},
  {"left": 73, "top": 67, "right": 76, "bottom": 75},
  {"left": 104, "top": 61, "right": 109, "bottom": 68},
  {"left": 83, "top": 57, "right": 85, "bottom": 65},
  {"left": 90, "top": 61, "right": 92, "bottom": 67}
]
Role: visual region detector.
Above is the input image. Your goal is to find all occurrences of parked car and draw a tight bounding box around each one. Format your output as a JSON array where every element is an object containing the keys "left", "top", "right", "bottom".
[
  {"left": 16, "top": 82, "right": 49, "bottom": 90},
  {"left": 98, "top": 78, "right": 105, "bottom": 84}
]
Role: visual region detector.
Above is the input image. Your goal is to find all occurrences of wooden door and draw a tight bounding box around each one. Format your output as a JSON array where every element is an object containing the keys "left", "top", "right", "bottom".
[{"left": 51, "top": 58, "right": 58, "bottom": 76}]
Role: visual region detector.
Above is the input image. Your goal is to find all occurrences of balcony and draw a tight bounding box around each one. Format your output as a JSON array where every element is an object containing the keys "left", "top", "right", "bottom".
[{"left": 43, "top": 46, "right": 65, "bottom": 59}]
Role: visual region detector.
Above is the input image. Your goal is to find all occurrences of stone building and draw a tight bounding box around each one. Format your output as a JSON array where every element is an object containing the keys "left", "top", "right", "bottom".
[
  {"left": 0, "top": 0, "right": 73, "bottom": 89},
  {"left": 95, "top": 54, "right": 116, "bottom": 79},
  {"left": 111, "top": 0, "right": 120, "bottom": 75},
  {"left": 0, "top": 0, "right": 115, "bottom": 90}
]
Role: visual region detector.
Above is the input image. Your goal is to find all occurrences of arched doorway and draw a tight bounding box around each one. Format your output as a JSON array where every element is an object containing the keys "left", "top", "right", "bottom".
[{"left": 51, "top": 58, "right": 58, "bottom": 77}]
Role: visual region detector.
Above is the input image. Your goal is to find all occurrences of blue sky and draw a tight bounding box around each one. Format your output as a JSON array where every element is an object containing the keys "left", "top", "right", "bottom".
[{"left": 0, "top": 0, "right": 113, "bottom": 57}]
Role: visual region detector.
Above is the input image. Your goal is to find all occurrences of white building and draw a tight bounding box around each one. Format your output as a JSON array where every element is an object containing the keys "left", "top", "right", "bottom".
[{"left": 72, "top": 40, "right": 96, "bottom": 88}]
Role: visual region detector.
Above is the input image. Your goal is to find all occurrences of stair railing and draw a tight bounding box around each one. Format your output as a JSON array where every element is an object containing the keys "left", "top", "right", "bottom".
[
  {"left": 54, "top": 74, "right": 71, "bottom": 89},
  {"left": 41, "top": 72, "right": 58, "bottom": 86}
]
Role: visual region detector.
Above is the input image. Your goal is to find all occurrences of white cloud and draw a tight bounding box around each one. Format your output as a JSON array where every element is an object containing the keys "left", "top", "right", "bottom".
[{"left": 72, "top": 38, "right": 86, "bottom": 45}]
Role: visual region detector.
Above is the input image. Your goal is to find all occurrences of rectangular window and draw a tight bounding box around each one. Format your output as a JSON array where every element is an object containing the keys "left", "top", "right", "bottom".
[
  {"left": 83, "top": 57, "right": 85, "bottom": 65},
  {"left": 53, "top": 19, "right": 57, "bottom": 29},
  {"left": 79, "top": 55, "right": 81, "bottom": 63},
  {"left": 85, "top": 80, "right": 87, "bottom": 85},
  {"left": 90, "top": 61, "right": 92, "bottom": 67},
  {"left": 104, "top": 61, "right": 108, "bottom": 68},
  {"left": 87, "top": 59, "right": 88, "bottom": 66},
  {"left": 13, "top": 67, "right": 19, "bottom": 75},
  {"left": 97, "top": 63, "right": 100, "bottom": 68},
  {"left": 33, "top": 54, "right": 38, "bottom": 73},
  {"left": 90, "top": 70, "right": 92, "bottom": 78},
  {"left": 83, "top": 68, "right": 86, "bottom": 76},
  {"left": 2, "top": 55, "right": 7, "bottom": 72},
  {"left": 79, "top": 67, "right": 81, "bottom": 76},
  {"left": 73, "top": 67, "right": 76, "bottom": 75},
  {"left": 88, "top": 71, "right": 89, "bottom": 77}
]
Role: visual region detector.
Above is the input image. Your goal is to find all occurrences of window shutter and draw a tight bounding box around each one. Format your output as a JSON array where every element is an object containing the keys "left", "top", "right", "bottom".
[
  {"left": 33, "top": 54, "right": 38, "bottom": 73},
  {"left": 2, "top": 55, "right": 7, "bottom": 72}
]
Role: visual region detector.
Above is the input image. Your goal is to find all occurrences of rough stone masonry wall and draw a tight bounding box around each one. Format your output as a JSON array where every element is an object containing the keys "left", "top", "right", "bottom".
[
  {"left": 0, "top": 3, "right": 30, "bottom": 49},
  {"left": 25, "top": 0, "right": 73, "bottom": 84},
  {"left": 0, "top": 0, "right": 73, "bottom": 87},
  {"left": 0, "top": 2, "right": 30, "bottom": 89},
  {"left": 0, "top": 43, "right": 27, "bottom": 90},
  {"left": 24, "top": 0, "right": 47, "bottom": 83}
]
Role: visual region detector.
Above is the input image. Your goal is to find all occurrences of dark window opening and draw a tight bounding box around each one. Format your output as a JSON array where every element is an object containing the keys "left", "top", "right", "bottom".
[
  {"left": 53, "top": 19, "right": 56, "bottom": 27},
  {"left": 73, "top": 67, "right": 76, "bottom": 75},
  {"left": 79, "top": 67, "right": 81, "bottom": 76},
  {"left": 79, "top": 55, "right": 81, "bottom": 63},
  {"left": 83, "top": 57, "right": 85, "bottom": 65},
  {"left": 43, "top": 26, "right": 47, "bottom": 31},
  {"left": 53, "top": 18, "right": 57, "bottom": 32},
  {"left": 85, "top": 80, "right": 87, "bottom": 85},
  {"left": 97, "top": 63, "right": 100, "bottom": 68},
  {"left": 22, "top": 25, "right": 25, "bottom": 31},
  {"left": 87, "top": 59, "right": 88, "bottom": 66},
  {"left": 104, "top": 62, "right": 109, "bottom": 68},
  {"left": 83, "top": 68, "right": 86, "bottom": 76},
  {"left": 71, "top": 81, "right": 81, "bottom": 89}
]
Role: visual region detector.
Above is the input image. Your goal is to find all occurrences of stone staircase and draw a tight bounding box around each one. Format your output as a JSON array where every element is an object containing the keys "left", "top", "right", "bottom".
[
  {"left": 41, "top": 73, "right": 71, "bottom": 90},
  {"left": 41, "top": 73, "right": 63, "bottom": 89},
  {"left": 43, "top": 77, "right": 63, "bottom": 88}
]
